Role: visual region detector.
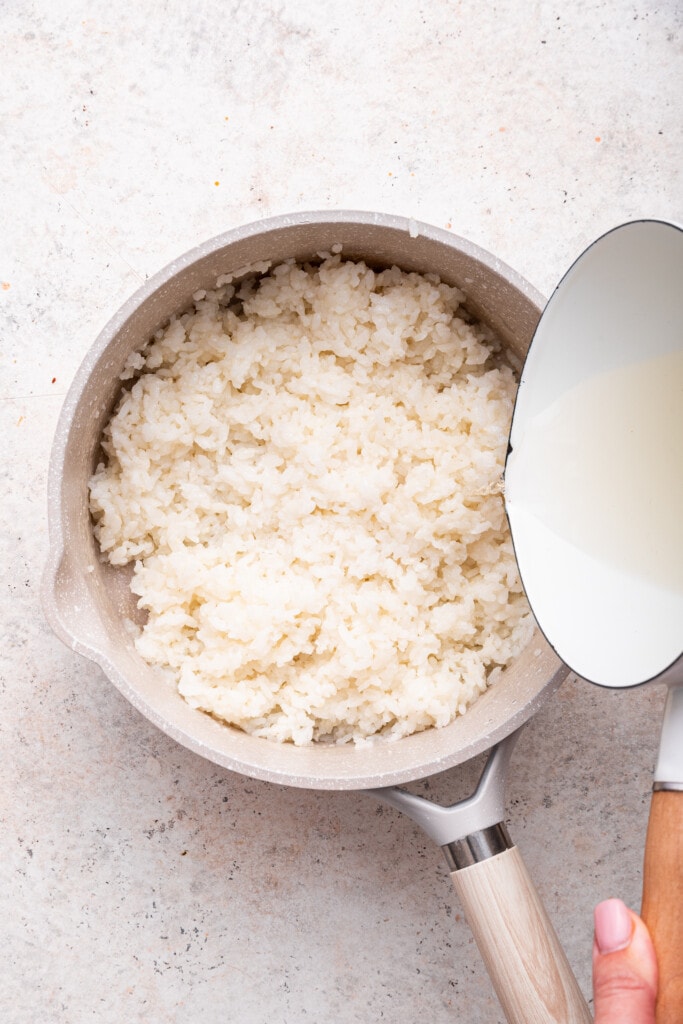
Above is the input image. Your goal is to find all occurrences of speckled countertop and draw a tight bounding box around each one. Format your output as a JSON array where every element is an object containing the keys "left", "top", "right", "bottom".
[{"left": 2, "top": 2, "right": 681, "bottom": 1022}]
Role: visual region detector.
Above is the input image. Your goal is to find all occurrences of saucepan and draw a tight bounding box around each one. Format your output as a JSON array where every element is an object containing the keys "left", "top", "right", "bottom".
[
  {"left": 42, "top": 211, "right": 591, "bottom": 1024},
  {"left": 506, "top": 219, "right": 683, "bottom": 1023}
]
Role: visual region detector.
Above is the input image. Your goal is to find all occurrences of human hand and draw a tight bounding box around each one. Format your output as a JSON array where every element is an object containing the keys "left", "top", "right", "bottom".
[{"left": 593, "top": 898, "right": 658, "bottom": 1023}]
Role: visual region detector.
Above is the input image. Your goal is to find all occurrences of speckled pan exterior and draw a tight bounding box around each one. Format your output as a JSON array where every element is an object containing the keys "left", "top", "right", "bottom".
[{"left": 42, "top": 210, "right": 568, "bottom": 790}]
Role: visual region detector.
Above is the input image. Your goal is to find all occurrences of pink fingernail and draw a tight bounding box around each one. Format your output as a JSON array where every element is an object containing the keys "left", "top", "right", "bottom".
[{"left": 594, "top": 898, "right": 633, "bottom": 954}]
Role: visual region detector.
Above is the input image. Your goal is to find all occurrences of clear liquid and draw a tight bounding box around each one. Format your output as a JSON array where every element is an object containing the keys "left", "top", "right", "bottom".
[{"left": 506, "top": 349, "right": 683, "bottom": 594}]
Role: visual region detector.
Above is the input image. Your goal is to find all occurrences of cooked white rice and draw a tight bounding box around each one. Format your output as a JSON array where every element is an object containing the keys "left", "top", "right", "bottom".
[{"left": 89, "top": 256, "right": 532, "bottom": 745}]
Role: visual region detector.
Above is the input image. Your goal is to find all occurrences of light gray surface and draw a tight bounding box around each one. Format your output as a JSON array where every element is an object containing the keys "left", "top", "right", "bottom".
[{"left": 2, "top": 2, "right": 680, "bottom": 1022}]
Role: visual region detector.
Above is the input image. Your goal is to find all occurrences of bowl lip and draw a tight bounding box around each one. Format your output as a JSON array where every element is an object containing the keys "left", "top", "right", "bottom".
[{"left": 42, "top": 208, "right": 564, "bottom": 790}]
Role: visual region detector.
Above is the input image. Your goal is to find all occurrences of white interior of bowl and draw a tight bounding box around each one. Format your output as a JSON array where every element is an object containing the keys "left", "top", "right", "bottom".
[{"left": 43, "top": 211, "right": 568, "bottom": 789}]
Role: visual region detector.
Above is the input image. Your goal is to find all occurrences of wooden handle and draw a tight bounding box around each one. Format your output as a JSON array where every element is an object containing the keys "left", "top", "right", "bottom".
[
  {"left": 642, "top": 789, "right": 683, "bottom": 1024},
  {"left": 450, "top": 846, "right": 591, "bottom": 1024}
]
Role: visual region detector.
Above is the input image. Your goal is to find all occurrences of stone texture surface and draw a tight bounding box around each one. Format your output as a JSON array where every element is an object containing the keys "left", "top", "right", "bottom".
[{"left": 1, "top": 1, "right": 681, "bottom": 1021}]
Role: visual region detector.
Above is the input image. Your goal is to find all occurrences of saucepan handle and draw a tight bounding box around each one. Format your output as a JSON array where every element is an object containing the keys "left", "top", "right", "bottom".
[
  {"left": 642, "top": 789, "right": 683, "bottom": 1023},
  {"left": 450, "top": 841, "right": 592, "bottom": 1024}
]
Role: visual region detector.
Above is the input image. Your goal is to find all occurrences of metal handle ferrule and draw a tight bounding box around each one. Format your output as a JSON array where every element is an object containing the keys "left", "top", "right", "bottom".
[{"left": 443, "top": 822, "right": 514, "bottom": 871}]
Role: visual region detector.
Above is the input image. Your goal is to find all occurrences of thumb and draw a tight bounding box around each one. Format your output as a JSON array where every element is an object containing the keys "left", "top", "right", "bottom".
[{"left": 593, "top": 898, "right": 658, "bottom": 1024}]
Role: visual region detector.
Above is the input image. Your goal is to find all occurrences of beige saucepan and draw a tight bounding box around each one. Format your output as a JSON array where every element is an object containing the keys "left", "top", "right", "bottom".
[{"left": 42, "top": 211, "right": 590, "bottom": 1024}]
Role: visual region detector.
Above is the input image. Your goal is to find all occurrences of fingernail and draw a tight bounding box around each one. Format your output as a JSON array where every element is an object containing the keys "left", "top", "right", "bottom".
[{"left": 594, "top": 898, "right": 633, "bottom": 954}]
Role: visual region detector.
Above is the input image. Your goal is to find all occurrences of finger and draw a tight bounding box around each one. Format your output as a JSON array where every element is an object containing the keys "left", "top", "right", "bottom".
[{"left": 593, "top": 899, "right": 658, "bottom": 1024}]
